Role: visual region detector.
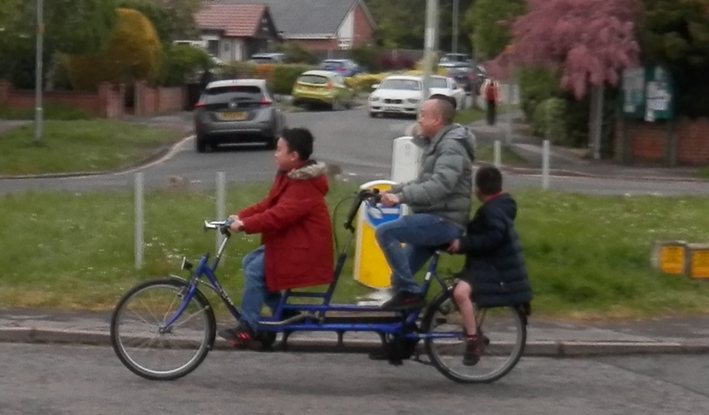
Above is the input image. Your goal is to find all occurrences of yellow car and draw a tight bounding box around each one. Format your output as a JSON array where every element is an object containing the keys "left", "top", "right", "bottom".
[{"left": 292, "top": 70, "right": 355, "bottom": 110}]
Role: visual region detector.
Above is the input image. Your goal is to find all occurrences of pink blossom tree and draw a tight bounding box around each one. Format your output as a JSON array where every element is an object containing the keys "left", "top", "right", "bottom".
[{"left": 490, "top": 0, "right": 643, "bottom": 158}]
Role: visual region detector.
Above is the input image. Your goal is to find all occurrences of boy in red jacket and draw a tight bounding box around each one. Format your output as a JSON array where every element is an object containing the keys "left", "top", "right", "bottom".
[{"left": 218, "top": 128, "right": 334, "bottom": 346}]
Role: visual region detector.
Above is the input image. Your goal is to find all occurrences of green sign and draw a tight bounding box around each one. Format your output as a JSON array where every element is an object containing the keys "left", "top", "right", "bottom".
[{"left": 622, "top": 65, "right": 674, "bottom": 121}]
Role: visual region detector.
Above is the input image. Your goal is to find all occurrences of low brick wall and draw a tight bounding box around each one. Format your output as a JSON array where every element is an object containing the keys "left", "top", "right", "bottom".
[
  {"left": 134, "top": 81, "right": 185, "bottom": 117},
  {"left": 0, "top": 80, "right": 124, "bottom": 118},
  {"left": 617, "top": 118, "right": 709, "bottom": 166}
]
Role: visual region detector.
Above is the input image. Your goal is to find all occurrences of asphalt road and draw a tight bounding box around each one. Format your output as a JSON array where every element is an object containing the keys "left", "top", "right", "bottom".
[
  {"left": 1, "top": 107, "right": 708, "bottom": 196},
  {"left": 1, "top": 343, "right": 708, "bottom": 415}
]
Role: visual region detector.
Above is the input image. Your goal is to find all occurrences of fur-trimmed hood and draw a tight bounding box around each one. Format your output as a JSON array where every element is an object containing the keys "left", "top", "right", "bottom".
[{"left": 283, "top": 160, "right": 329, "bottom": 195}]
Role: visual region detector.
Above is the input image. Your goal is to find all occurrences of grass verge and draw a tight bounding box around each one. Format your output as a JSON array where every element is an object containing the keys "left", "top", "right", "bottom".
[
  {"left": 0, "top": 120, "right": 184, "bottom": 175},
  {"left": 2, "top": 184, "right": 709, "bottom": 320},
  {"left": 0, "top": 103, "right": 95, "bottom": 121}
]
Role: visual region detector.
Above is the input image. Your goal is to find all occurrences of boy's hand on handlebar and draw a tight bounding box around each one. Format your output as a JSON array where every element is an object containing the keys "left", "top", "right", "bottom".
[
  {"left": 228, "top": 214, "right": 239, "bottom": 221},
  {"left": 380, "top": 193, "right": 400, "bottom": 207},
  {"left": 447, "top": 239, "right": 461, "bottom": 254},
  {"left": 229, "top": 219, "right": 245, "bottom": 233}
]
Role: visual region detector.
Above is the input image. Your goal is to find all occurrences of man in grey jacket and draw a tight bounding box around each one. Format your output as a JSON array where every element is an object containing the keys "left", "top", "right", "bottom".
[{"left": 377, "top": 95, "right": 476, "bottom": 309}]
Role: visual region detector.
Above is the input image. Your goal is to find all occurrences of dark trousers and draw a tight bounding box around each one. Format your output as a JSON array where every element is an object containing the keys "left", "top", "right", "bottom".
[{"left": 486, "top": 100, "right": 497, "bottom": 125}]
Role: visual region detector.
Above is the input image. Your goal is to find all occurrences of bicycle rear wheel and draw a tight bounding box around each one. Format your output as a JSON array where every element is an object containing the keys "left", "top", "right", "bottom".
[
  {"left": 110, "top": 278, "right": 216, "bottom": 380},
  {"left": 422, "top": 292, "right": 526, "bottom": 384}
]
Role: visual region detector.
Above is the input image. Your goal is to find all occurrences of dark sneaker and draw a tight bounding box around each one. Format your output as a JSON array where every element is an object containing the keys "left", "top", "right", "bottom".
[
  {"left": 218, "top": 324, "right": 255, "bottom": 348},
  {"left": 381, "top": 291, "right": 426, "bottom": 310},
  {"left": 463, "top": 334, "right": 486, "bottom": 366}
]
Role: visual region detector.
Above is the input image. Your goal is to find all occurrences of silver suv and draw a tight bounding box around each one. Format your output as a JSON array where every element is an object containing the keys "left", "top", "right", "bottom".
[{"left": 193, "top": 79, "right": 287, "bottom": 152}]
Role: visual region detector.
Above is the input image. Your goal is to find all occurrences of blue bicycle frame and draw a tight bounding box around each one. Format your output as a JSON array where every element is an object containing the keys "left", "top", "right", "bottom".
[{"left": 165, "top": 190, "right": 461, "bottom": 342}]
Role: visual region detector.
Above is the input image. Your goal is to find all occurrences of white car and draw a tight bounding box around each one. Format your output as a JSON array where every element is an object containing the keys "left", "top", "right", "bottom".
[
  {"left": 368, "top": 75, "right": 424, "bottom": 118},
  {"left": 368, "top": 75, "right": 466, "bottom": 118},
  {"left": 428, "top": 75, "right": 467, "bottom": 110}
]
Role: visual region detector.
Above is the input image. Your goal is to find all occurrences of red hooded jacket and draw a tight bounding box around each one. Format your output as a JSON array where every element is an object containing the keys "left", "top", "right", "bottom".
[{"left": 239, "top": 161, "right": 334, "bottom": 291}]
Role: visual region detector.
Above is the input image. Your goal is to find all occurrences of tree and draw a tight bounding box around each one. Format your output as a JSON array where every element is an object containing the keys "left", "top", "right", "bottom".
[
  {"left": 0, "top": 0, "right": 117, "bottom": 88},
  {"left": 464, "top": 0, "right": 526, "bottom": 60},
  {"left": 118, "top": 0, "right": 202, "bottom": 42},
  {"left": 638, "top": 0, "right": 709, "bottom": 117},
  {"left": 67, "top": 9, "right": 163, "bottom": 90},
  {"left": 494, "top": 0, "right": 642, "bottom": 159}
]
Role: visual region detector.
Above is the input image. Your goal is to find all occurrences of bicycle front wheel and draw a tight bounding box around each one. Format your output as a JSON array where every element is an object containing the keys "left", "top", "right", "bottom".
[
  {"left": 110, "top": 278, "right": 216, "bottom": 381},
  {"left": 422, "top": 292, "right": 527, "bottom": 384}
]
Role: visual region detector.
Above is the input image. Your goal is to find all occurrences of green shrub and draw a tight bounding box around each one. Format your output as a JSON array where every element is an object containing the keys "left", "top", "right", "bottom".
[
  {"left": 160, "top": 44, "right": 212, "bottom": 86},
  {"left": 349, "top": 44, "right": 381, "bottom": 72},
  {"left": 272, "top": 64, "right": 316, "bottom": 95},
  {"left": 517, "top": 67, "right": 560, "bottom": 120},
  {"left": 67, "top": 8, "right": 163, "bottom": 90},
  {"left": 532, "top": 98, "right": 567, "bottom": 143},
  {"left": 275, "top": 42, "right": 318, "bottom": 64},
  {"left": 218, "top": 61, "right": 257, "bottom": 79}
]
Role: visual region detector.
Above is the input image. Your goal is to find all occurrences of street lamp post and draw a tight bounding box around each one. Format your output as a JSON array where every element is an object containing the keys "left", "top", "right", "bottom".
[
  {"left": 34, "top": 0, "right": 44, "bottom": 143},
  {"left": 422, "top": 0, "right": 438, "bottom": 105},
  {"left": 452, "top": 0, "right": 459, "bottom": 54}
]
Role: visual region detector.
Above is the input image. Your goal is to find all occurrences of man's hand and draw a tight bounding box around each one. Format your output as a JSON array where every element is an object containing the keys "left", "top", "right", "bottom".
[
  {"left": 229, "top": 219, "right": 245, "bottom": 233},
  {"left": 380, "top": 193, "right": 400, "bottom": 207},
  {"left": 447, "top": 239, "right": 461, "bottom": 254},
  {"left": 228, "top": 214, "right": 239, "bottom": 221}
]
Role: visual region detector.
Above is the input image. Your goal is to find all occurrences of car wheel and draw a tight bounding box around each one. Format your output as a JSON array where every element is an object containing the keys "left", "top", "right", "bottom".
[
  {"left": 265, "top": 133, "right": 277, "bottom": 150},
  {"left": 369, "top": 111, "right": 376, "bottom": 118},
  {"left": 195, "top": 135, "right": 208, "bottom": 153},
  {"left": 331, "top": 98, "right": 341, "bottom": 111}
]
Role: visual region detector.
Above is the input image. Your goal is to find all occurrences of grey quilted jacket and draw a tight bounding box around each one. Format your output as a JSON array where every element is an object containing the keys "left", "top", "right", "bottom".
[{"left": 390, "top": 124, "right": 475, "bottom": 228}]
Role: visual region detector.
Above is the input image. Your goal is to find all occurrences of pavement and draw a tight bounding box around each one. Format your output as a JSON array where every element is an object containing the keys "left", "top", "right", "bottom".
[{"left": 2, "top": 307, "right": 709, "bottom": 357}]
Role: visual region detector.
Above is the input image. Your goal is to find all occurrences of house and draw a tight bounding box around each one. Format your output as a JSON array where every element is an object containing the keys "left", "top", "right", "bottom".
[
  {"left": 194, "top": 3, "right": 280, "bottom": 62},
  {"left": 210, "top": 0, "right": 377, "bottom": 52}
]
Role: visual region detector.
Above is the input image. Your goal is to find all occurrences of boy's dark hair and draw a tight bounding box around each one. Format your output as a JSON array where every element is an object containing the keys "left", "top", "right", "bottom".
[
  {"left": 281, "top": 127, "right": 314, "bottom": 160},
  {"left": 475, "top": 166, "right": 503, "bottom": 195}
]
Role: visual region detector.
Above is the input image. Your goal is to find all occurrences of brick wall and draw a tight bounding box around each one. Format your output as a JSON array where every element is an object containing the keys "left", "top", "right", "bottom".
[
  {"left": 618, "top": 118, "right": 709, "bottom": 166},
  {"left": 134, "top": 81, "right": 185, "bottom": 117},
  {"left": 0, "top": 80, "right": 124, "bottom": 118},
  {"left": 352, "top": 3, "right": 374, "bottom": 47}
]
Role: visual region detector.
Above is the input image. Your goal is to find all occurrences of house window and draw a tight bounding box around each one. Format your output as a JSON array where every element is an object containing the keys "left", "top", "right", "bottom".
[
  {"left": 338, "top": 38, "right": 352, "bottom": 50},
  {"left": 207, "top": 40, "right": 218, "bottom": 56}
]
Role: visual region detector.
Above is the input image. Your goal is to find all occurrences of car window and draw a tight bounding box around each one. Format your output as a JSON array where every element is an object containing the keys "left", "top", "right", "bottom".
[
  {"left": 430, "top": 78, "right": 448, "bottom": 88},
  {"left": 380, "top": 79, "right": 421, "bottom": 90},
  {"left": 204, "top": 85, "right": 263, "bottom": 103},
  {"left": 298, "top": 74, "right": 329, "bottom": 85},
  {"left": 320, "top": 61, "right": 344, "bottom": 70}
]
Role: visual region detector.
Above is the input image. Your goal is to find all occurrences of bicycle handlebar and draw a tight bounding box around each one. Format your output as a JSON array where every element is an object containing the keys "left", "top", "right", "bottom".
[{"left": 344, "top": 188, "right": 382, "bottom": 231}]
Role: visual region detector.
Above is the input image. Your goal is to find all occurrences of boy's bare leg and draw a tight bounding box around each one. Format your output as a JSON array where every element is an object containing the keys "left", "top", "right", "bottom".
[{"left": 453, "top": 281, "right": 477, "bottom": 336}]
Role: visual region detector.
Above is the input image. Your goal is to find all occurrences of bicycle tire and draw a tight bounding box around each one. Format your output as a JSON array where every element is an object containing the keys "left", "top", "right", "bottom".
[
  {"left": 422, "top": 291, "right": 526, "bottom": 384},
  {"left": 110, "top": 278, "right": 216, "bottom": 381}
]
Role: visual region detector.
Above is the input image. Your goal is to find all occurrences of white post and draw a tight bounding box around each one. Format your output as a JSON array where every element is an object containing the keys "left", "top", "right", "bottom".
[
  {"left": 542, "top": 140, "right": 550, "bottom": 190},
  {"left": 494, "top": 140, "right": 501, "bottom": 167},
  {"left": 34, "top": 0, "right": 44, "bottom": 142},
  {"left": 216, "top": 171, "right": 226, "bottom": 254},
  {"left": 134, "top": 172, "right": 144, "bottom": 270}
]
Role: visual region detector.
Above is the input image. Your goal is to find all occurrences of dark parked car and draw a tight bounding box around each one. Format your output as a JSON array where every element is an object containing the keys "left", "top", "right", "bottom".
[
  {"left": 193, "top": 79, "right": 286, "bottom": 152},
  {"left": 446, "top": 63, "right": 488, "bottom": 95},
  {"left": 318, "top": 59, "right": 362, "bottom": 77}
]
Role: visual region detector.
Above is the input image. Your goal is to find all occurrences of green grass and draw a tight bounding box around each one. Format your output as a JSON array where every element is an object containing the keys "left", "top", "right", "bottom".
[
  {"left": 0, "top": 120, "right": 184, "bottom": 175},
  {"left": 454, "top": 104, "right": 517, "bottom": 125},
  {"left": 0, "top": 103, "right": 95, "bottom": 120},
  {"left": 699, "top": 166, "right": 709, "bottom": 179},
  {"left": 2, "top": 184, "right": 709, "bottom": 320},
  {"left": 475, "top": 144, "right": 528, "bottom": 166}
]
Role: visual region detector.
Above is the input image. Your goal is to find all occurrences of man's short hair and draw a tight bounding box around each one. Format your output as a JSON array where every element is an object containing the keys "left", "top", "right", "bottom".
[
  {"left": 281, "top": 127, "right": 314, "bottom": 160},
  {"left": 475, "top": 166, "right": 503, "bottom": 195},
  {"left": 428, "top": 94, "right": 456, "bottom": 124}
]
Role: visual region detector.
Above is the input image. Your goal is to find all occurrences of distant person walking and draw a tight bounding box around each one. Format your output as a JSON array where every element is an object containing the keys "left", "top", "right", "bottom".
[{"left": 482, "top": 78, "right": 500, "bottom": 126}]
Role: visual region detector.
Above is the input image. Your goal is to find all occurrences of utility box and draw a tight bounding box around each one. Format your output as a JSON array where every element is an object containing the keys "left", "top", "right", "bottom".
[
  {"left": 391, "top": 136, "right": 423, "bottom": 183},
  {"left": 687, "top": 244, "right": 709, "bottom": 279},
  {"left": 652, "top": 241, "right": 688, "bottom": 275}
]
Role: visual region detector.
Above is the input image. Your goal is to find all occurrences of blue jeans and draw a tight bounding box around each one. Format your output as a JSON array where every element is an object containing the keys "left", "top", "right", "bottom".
[
  {"left": 239, "top": 246, "right": 281, "bottom": 329},
  {"left": 375, "top": 214, "right": 462, "bottom": 295}
]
